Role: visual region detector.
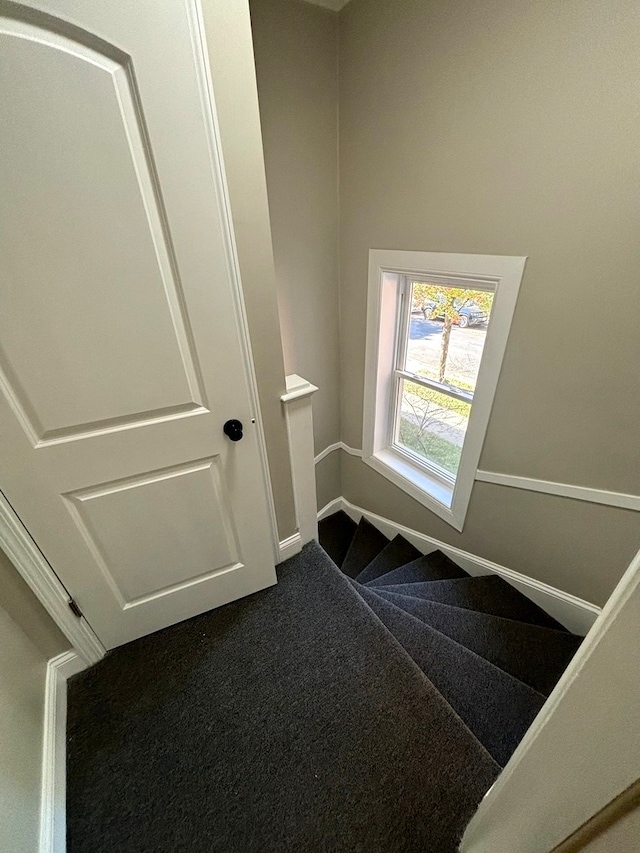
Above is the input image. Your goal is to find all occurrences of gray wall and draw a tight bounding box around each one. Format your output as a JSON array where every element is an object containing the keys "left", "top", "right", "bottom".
[
  {"left": 0, "top": 549, "right": 67, "bottom": 853},
  {"left": 250, "top": 0, "right": 341, "bottom": 461},
  {"left": 338, "top": 0, "right": 640, "bottom": 604}
]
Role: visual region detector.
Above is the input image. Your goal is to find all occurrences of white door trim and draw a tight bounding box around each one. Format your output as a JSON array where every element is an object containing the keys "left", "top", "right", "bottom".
[
  {"left": 0, "top": 491, "right": 105, "bottom": 665},
  {"left": 318, "top": 496, "right": 601, "bottom": 635},
  {"left": 39, "top": 651, "right": 88, "bottom": 853}
]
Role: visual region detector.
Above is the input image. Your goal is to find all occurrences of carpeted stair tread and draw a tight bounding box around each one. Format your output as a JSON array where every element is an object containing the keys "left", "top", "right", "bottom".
[
  {"left": 370, "top": 575, "right": 568, "bottom": 631},
  {"left": 67, "top": 542, "right": 499, "bottom": 853},
  {"left": 318, "top": 510, "right": 357, "bottom": 568},
  {"left": 339, "top": 516, "right": 390, "bottom": 579},
  {"left": 357, "top": 584, "right": 546, "bottom": 767},
  {"left": 372, "top": 588, "right": 582, "bottom": 695},
  {"left": 355, "top": 534, "right": 422, "bottom": 584},
  {"left": 368, "top": 549, "right": 468, "bottom": 587}
]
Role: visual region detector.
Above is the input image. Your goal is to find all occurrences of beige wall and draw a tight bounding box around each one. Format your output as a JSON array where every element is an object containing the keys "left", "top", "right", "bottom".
[
  {"left": 553, "top": 782, "right": 640, "bottom": 852},
  {"left": 0, "top": 607, "right": 46, "bottom": 853},
  {"left": 250, "top": 0, "right": 341, "bottom": 460},
  {"left": 338, "top": 0, "right": 640, "bottom": 602},
  {"left": 577, "top": 804, "right": 640, "bottom": 853},
  {"left": 0, "top": 550, "right": 66, "bottom": 853},
  {"left": 0, "top": 548, "right": 68, "bottom": 659},
  {"left": 203, "top": 0, "right": 297, "bottom": 538},
  {"left": 316, "top": 451, "right": 341, "bottom": 512}
]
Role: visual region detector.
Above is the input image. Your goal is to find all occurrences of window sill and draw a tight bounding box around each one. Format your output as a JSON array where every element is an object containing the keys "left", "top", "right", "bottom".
[{"left": 363, "top": 448, "right": 463, "bottom": 531}]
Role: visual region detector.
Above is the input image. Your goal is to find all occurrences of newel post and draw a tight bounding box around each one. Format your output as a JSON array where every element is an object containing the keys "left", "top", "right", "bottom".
[{"left": 281, "top": 374, "right": 319, "bottom": 548}]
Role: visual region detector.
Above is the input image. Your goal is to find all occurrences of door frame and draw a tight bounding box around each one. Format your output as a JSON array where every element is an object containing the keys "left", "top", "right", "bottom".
[
  {"left": 0, "top": 490, "right": 105, "bottom": 664},
  {"left": 0, "top": 0, "right": 282, "bottom": 661}
]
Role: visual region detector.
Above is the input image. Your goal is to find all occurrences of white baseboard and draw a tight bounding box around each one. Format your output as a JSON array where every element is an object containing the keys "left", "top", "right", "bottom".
[
  {"left": 40, "top": 651, "right": 87, "bottom": 853},
  {"left": 317, "top": 497, "right": 343, "bottom": 521},
  {"left": 318, "top": 497, "right": 601, "bottom": 635},
  {"left": 277, "top": 532, "right": 303, "bottom": 563}
]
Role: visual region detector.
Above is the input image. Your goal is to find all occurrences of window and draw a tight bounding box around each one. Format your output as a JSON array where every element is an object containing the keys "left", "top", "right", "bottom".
[{"left": 363, "top": 250, "right": 526, "bottom": 531}]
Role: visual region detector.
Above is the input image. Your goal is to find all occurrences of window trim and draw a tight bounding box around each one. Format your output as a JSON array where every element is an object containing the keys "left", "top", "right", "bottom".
[{"left": 363, "top": 249, "right": 526, "bottom": 531}]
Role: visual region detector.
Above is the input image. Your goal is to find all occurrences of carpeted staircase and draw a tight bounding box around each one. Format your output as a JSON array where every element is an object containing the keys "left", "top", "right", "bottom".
[
  {"left": 66, "top": 514, "right": 583, "bottom": 853},
  {"left": 319, "top": 511, "right": 583, "bottom": 768}
]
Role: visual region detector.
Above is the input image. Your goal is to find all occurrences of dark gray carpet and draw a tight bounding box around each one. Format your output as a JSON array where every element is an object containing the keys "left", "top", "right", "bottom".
[
  {"left": 317, "top": 510, "right": 357, "bottom": 569},
  {"left": 339, "top": 517, "right": 389, "bottom": 579},
  {"left": 372, "top": 588, "right": 582, "bottom": 695},
  {"left": 317, "top": 511, "right": 582, "bottom": 784},
  {"left": 357, "top": 584, "right": 546, "bottom": 766},
  {"left": 67, "top": 542, "right": 499, "bottom": 853},
  {"left": 369, "top": 550, "right": 468, "bottom": 587},
  {"left": 354, "top": 534, "right": 422, "bottom": 585},
  {"left": 370, "top": 575, "right": 567, "bottom": 631}
]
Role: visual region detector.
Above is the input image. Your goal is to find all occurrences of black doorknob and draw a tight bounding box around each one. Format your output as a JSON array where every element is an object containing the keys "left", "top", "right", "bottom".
[{"left": 223, "top": 419, "right": 243, "bottom": 442}]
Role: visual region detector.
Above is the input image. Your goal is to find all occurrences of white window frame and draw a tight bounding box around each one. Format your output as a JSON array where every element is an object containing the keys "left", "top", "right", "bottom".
[{"left": 363, "top": 249, "right": 526, "bottom": 531}]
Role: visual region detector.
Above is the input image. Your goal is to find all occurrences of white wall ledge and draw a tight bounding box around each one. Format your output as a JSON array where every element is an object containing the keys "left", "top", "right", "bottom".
[
  {"left": 280, "top": 374, "right": 319, "bottom": 403},
  {"left": 313, "top": 443, "right": 640, "bottom": 514},
  {"left": 476, "top": 470, "right": 640, "bottom": 513}
]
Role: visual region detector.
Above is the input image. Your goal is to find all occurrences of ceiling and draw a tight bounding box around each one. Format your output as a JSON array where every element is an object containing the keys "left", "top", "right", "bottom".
[{"left": 302, "top": 0, "right": 350, "bottom": 11}]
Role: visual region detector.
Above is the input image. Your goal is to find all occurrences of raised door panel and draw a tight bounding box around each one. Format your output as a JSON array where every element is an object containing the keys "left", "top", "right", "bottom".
[
  {"left": 64, "top": 457, "right": 239, "bottom": 605},
  {"left": 0, "top": 20, "right": 204, "bottom": 444}
]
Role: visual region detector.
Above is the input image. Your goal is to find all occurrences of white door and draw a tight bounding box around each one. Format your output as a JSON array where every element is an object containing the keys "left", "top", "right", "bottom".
[{"left": 0, "top": 0, "right": 278, "bottom": 648}]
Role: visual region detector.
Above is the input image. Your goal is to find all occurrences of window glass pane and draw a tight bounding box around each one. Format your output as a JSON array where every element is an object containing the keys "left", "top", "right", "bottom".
[
  {"left": 396, "top": 379, "right": 470, "bottom": 476},
  {"left": 406, "top": 282, "right": 494, "bottom": 392}
]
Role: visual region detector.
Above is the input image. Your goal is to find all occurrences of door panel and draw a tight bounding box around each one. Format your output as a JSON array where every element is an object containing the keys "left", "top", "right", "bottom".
[
  {"left": 1, "top": 20, "right": 205, "bottom": 443},
  {"left": 0, "top": 0, "right": 278, "bottom": 648},
  {"left": 64, "top": 457, "right": 237, "bottom": 604}
]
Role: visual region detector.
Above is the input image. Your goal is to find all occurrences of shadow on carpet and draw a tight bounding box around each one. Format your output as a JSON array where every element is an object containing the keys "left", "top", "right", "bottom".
[{"left": 67, "top": 542, "right": 498, "bottom": 853}]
